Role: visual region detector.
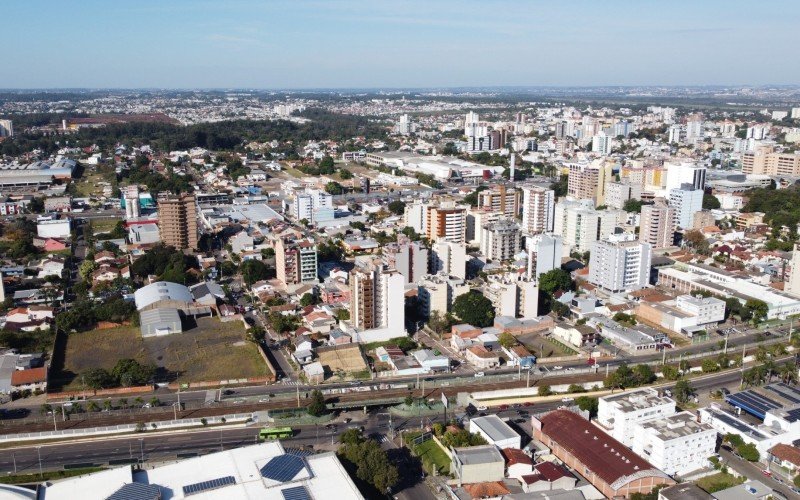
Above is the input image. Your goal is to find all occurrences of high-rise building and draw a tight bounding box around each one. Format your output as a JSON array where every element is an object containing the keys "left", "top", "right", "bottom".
[
  {"left": 521, "top": 185, "right": 555, "bottom": 234},
  {"left": 604, "top": 181, "right": 642, "bottom": 210},
  {"left": 786, "top": 244, "right": 800, "bottom": 299},
  {"left": 0, "top": 120, "right": 13, "bottom": 138},
  {"left": 403, "top": 200, "right": 427, "bottom": 234},
  {"left": 639, "top": 204, "right": 675, "bottom": 249},
  {"left": 742, "top": 149, "right": 800, "bottom": 176},
  {"left": 275, "top": 237, "right": 318, "bottom": 285},
  {"left": 426, "top": 203, "right": 467, "bottom": 243},
  {"left": 349, "top": 263, "right": 405, "bottom": 340},
  {"left": 157, "top": 193, "right": 198, "bottom": 250},
  {"left": 431, "top": 240, "right": 467, "bottom": 280},
  {"left": 464, "top": 111, "right": 486, "bottom": 138},
  {"left": 685, "top": 115, "right": 704, "bottom": 141},
  {"left": 484, "top": 276, "right": 539, "bottom": 319},
  {"left": 293, "top": 189, "right": 334, "bottom": 224},
  {"left": 480, "top": 218, "right": 521, "bottom": 262},
  {"left": 526, "top": 233, "right": 563, "bottom": 280},
  {"left": 554, "top": 200, "right": 618, "bottom": 253},
  {"left": 667, "top": 124, "right": 682, "bottom": 144},
  {"left": 395, "top": 114, "right": 414, "bottom": 135},
  {"left": 477, "top": 185, "right": 520, "bottom": 218},
  {"left": 592, "top": 132, "right": 613, "bottom": 155},
  {"left": 466, "top": 207, "right": 503, "bottom": 246},
  {"left": 588, "top": 237, "right": 652, "bottom": 293},
  {"left": 382, "top": 238, "right": 428, "bottom": 285},
  {"left": 567, "top": 161, "right": 614, "bottom": 206},
  {"left": 668, "top": 185, "right": 704, "bottom": 229},
  {"left": 664, "top": 161, "right": 706, "bottom": 192}
]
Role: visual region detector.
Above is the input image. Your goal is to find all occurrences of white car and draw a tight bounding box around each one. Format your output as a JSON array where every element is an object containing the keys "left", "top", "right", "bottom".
[
  {"left": 552, "top": 365, "right": 563, "bottom": 370},
  {"left": 476, "top": 405, "right": 488, "bottom": 411},
  {"left": 474, "top": 372, "right": 485, "bottom": 378}
]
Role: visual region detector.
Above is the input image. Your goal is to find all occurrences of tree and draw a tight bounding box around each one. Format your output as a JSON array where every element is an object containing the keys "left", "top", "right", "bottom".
[
  {"left": 83, "top": 368, "right": 114, "bottom": 389},
  {"left": 307, "top": 389, "right": 327, "bottom": 416},
  {"left": 661, "top": 365, "right": 680, "bottom": 380},
  {"left": 404, "top": 395, "right": 414, "bottom": 407},
  {"left": 703, "top": 193, "right": 721, "bottom": 210},
  {"left": 633, "top": 364, "right": 656, "bottom": 385},
  {"left": 339, "top": 168, "right": 353, "bottom": 180},
  {"left": 338, "top": 438, "right": 399, "bottom": 493},
  {"left": 112, "top": 359, "right": 156, "bottom": 387},
  {"left": 78, "top": 260, "right": 97, "bottom": 282},
  {"left": 537, "top": 384, "right": 552, "bottom": 396},
  {"left": 339, "top": 428, "right": 363, "bottom": 445},
  {"left": 220, "top": 260, "right": 237, "bottom": 277},
  {"left": 325, "top": 181, "right": 343, "bottom": 195},
  {"left": 427, "top": 310, "right": 453, "bottom": 334},
  {"left": 623, "top": 199, "right": 647, "bottom": 213},
  {"left": 794, "top": 474, "right": 800, "bottom": 489},
  {"left": 701, "top": 358, "right": 720, "bottom": 373},
  {"left": 683, "top": 230, "right": 710, "bottom": 254},
  {"left": 673, "top": 380, "right": 694, "bottom": 404},
  {"left": 452, "top": 291, "right": 495, "bottom": 327},
  {"left": 737, "top": 443, "right": 759, "bottom": 462},
  {"left": 605, "top": 364, "right": 635, "bottom": 389},
  {"left": 335, "top": 308, "right": 350, "bottom": 321},
  {"left": 387, "top": 200, "right": 406, "bottom": 215},
  {"left": 743, "top": 299, "right": 768, "bottom": 323},
  {"left": 319, "top": 155, "right": 335, "bottom": 169},
  {"left": 575, "top": 396, "right": 599, "bottom": 417},
  {"left": 538, "top": 269, "right": 574, "bottom": 295},
  {"left": 240, "top": 259, "right": 273, "bottom": 286},
  {"left": 300, "top": 293, "right": 318, "bottom": 307}
]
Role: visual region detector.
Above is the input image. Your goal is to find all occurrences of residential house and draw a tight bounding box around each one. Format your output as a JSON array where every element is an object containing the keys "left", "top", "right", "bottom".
[
  {"left": 450, "top": 445, "right": 506, "bottom": 486},
  {"left": 450, "top": 324, "right": 482, "bottom": 351},
  {"left": 466, "top": 345, "right": 500, "bottom": 369},
  {"left": 10, "top": 367, "right": 47, "bottom": 393},
  {"left": 92, "top": 265, "right": 121, "bottom": 285},
  {"left": 411, "top": 349, "right": 450, "bottom": 372},
  {"left": 520, "top": 462, "right": 577, "bottom": 493},
  {"left": 328, "top": 329, "right": 352, "bottom": 346},
  {"left": 503, "top": 344, "right": 537, "bottom": 368},
  {"left": 767, "top": 444, "right": 800, "bottom": 476},
  {"left": 501, "top": 447, "right": 533, "bottom": 481},
  {"left": 293, "top": 334, "right": 315, "bottom": 365},
  {"left": 36, "top": 257, "right": 65, "bottom": 279}
]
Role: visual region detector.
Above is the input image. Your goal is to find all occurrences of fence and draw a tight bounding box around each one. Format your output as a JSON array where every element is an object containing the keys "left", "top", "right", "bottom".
[{"left": 0, "top": 413, "right": 252, "bottom": 443}]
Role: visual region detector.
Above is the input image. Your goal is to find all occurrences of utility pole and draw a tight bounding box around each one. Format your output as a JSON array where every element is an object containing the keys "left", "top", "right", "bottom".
[
  {"left": 724, "top": 333, "right": 729, "bottom": 354},
  {"left": 52, "top": 410, "right": 57, "bottom": 431},
  {"left": 526, "top": 369, "right": 531, "bottom": 388},
  {"left": 36, "top": 446, "right": 42, "bottom": 478},
  {"left": 296, "top": 386, "right": 300, "bottom": 408},
  {"left": 139, "top": 439, "right": 145, "bottom": 465},
  {"left": 12, "top": 453, "right": 16, "bottom": 474}
]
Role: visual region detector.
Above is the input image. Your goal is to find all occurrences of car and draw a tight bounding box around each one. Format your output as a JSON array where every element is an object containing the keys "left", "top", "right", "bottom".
[
  {"left": 499, "top": 404, "right": 509, "bottom": 411},
  {"left": 476, "top": 405, "right": 488, "bottom": 411},
  {"left": 561, "top": 397, "right": 574, "bottom": 404},
  {"left": 762, "top": 469, "right": 772, "bottom": 477},
  {"left": 474, "top": 372, "right": 485, "bottom": 378},
  {"left": 523, "top": 402, "right": 533, "bottom": 407},
  {"left": 258, "top": 397, "right": 270, "bottom": 403}
]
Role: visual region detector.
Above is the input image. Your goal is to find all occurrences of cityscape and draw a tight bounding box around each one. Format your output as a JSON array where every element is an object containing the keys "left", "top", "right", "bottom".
[{"left": 2, "top": 1, "right": 800, "bottom": 499}]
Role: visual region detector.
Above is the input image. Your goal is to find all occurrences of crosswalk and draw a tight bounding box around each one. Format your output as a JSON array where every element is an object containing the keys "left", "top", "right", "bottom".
[{"left": 280, "top": 379, "right": 302, "bottom": 386}]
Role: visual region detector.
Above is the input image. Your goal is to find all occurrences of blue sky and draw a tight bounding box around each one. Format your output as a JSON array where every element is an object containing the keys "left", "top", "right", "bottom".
[{"left": 2, "top": 0, "right": 798, "bottom": 89}]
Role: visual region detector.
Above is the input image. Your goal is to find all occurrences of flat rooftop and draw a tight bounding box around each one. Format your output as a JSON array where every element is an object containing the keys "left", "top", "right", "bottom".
[
  {"left": 602, "top": 388, "right": 674, "bottom": 414},
  {"left": 638, "top": 411, "right": 714, "bottom": 441},
  {"left": 470, "top": 415, "right": 519, "bottom": 443},
  {"left": 452, "top": 444, "right": 504, "bottom": 466}
]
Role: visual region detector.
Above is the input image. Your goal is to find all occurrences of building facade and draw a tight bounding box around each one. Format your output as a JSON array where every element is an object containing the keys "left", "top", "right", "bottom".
[{"left": 157, "top": 194, "right": 198, "bottom": 250}]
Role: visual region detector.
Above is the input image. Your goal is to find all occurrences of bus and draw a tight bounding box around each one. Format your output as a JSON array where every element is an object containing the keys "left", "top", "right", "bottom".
[{"left": 258, "top": 427, "right": 294, "bottom": 442}]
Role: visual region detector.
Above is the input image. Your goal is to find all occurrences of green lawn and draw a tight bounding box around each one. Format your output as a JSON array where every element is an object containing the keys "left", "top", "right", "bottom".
[
  {"left": 412, "top": 439, "right": 450, "bottom": 475},
  {"left": 696, "top": 472, "right": 745, "bottom": 493}
]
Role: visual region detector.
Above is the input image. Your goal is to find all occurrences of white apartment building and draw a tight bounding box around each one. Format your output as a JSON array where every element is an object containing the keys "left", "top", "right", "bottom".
[
  {"left": 480, "top": 218, "right": 521, "bottom": 262},
  {"left": 665, "top": 162, "right": 706, "bottom": 192},
  {"left": 382, "top": 239, "right": 428, "bottom": 285},
  {"left": 675, "top": 295, "right": 725, "bottom": 325},
  {"left": 554, "top": 200, "right": 618, "bottom": 253},
  {"left": 588, "top": 237, "right": 651, "bottom": 293},
  {"left": 418, "top": 273, "right": 470, "bottom": 317},
  {"left": 604, "top": 181, "right": 641, "bottom": 210},
  {"left": 294, "top": 189, "right": 334, "bottom": 224},
  {"left": 431, "top": 240, "right": 467, "bottom": 280},
  {"left": 403, "top": 200, "right": 427, "bottom": 234},
  {"left": 466, "top": 208, "right": 503, "bottom": 246},
  {"left": 483, "top": 276, "right": 539, "bottom": 319},
  {"left": 597, "top": 388, "right": 677, "bottom": 447},
  {"left": 631, "top": 411, "right": 717, "bottom": 476},
  {"left": 526, "top": 233, "right": 563, "bottom": 281},
  {"left": 786, "top": 243, "right": 800, "bottom": 299},
  {"left": 0, "top": 120, "right": 12, "bottom": 138},
  {"left": 521, "top": 185, "right": 555, "bottom": 234},
  {"left": 639, "top": 204, "right": 675, "bottom": 249},
  {"left": 685, "top": 118, "right": 704, "bottom": 141},
  {"left": 426, "top": 203, "right": 467, "bottom": 243},
  {"left": 348, "top": 264, "right": 406, "bottom": 343},
  {"left": 668, "top": 185, "right": 704, "bottom": 229},
  {"left": 592, "top": 132, "right": 612, "bottom": 155}
]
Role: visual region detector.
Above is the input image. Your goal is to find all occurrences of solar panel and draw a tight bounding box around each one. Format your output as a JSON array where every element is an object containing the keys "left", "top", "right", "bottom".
[
  {"left": 182, "top": 476, "right": 236, "bottom": 496},
  {"left": 284, "top": 447, "right": 314, "bottom": 457},
  {"left": 106, "top": 483, "right": 162, "bottom": 500},
  {"left": 726, "top": 390, "right": 782, "bottom": 418},
  {"left": 260, "top": 454, "right": 307, "bottom": 482},
  {"left": 281, "top": 485, "right": 312, "bottom": 500}
]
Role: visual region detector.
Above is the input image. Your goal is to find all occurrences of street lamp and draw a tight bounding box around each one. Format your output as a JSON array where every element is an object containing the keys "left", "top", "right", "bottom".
[
  {"left": 36, "top": 446, "right": 42, "bottom": 478},
  {"left": 139, "top": 438, "right": 145, "bottom": 465}
]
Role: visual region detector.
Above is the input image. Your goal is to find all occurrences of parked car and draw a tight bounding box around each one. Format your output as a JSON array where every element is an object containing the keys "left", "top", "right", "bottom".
[
  {"left": 476, "top": 405, "right": 488, "bottom": 411},
  {"left": 474, "top": 372, "right": 485, "bottom": 378}
]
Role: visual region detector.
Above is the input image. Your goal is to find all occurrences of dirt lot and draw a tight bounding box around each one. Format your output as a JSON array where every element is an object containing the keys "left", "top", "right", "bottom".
[
  {"left": 55, "top": 318, "right": 268, "bottom": 391},
  {"left": 316, "top": 344, "right": 368, "bottom": 375},
  {"left": 516, "top": 333, "right": 578, "bottom": 359}
]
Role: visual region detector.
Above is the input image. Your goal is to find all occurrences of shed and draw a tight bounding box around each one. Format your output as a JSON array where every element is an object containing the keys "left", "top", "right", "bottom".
[{"left": 140, "top": 308, "right": 182, "bottom": 337}]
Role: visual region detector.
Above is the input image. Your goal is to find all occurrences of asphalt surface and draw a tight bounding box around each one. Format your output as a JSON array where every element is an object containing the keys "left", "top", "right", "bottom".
[{"left": 720, "top": 447, "right": 799, "bottom": 499}]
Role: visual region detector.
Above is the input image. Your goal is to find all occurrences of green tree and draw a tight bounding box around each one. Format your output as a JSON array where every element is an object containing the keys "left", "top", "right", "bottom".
[
  {"left": 701, "top": 358, "right": 720, "bottom": 373},
  {"left": 111, "top": 359, "right": 156, "bottom": 387},
  {"left": 538, "top": 384, "right": 552, "bottom": 396},
  {"left": 83, "top": 368, "right": 114, "bottom": 389},
  {"left": 387, "top": 200, "right": 406, "bottom": 215},
  {"left": 743, "top": 299, "right": 768, "bottom": 323},
  {"left": 538, "top": 269, "right": 574, "bottom": 295},
  {"left": 339, "top": 168, "right": 353, "bottom": 180},
  {"left": 498, "top": 332, "right": 517, "bottom": 349},
  {"left": 325, "top": 181, "right": 344, "bottom": 195},
  {"left": 794, "top": 474, "right": 800, "bottom": 488},
  {"left": 452, "top": 291, "right": 495, "bottom": 327},
  {"left": 673, "top": 380, "right": 694, "bottom": 404},
  {"left": 307, "top": 389, "right": 327, "bottom": 416},
  {"left": 339, "top": 428, "right": 363, "bottom": 445},
  {"left": 300, "top": 293, "right": 318, "bottom": 307},
  {"left": 703, "top": 193, "right": 721, "bottom": 210},
  {"left": 575, "top": 396, "right": 599, "bottom": 417},
  {"left": 319, "top": 155, "right": 335, "bottom": 169},
  {"left": 661, "top": 365, "right": 680, "bottom": 380},
  {"left": 633, "top": 364, "right": 656, "bottom": 385},
  {"left": 240, "top": 259, "right": 273, "bottom": 286}
]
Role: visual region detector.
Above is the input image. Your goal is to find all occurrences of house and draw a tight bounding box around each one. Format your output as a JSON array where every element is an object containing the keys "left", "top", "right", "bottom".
[
  {"left": 10, "top": 367, "right": 47, "bottom": 393},
  {"left": 659, "top": 484, "right": 713, "bottom": 500},
  {"left": 520, "top": 462, "right": 577, "bottom": 493},
  {"left": 328, "top": 329, "right": 352, "bottom": 346},
  {"left": 552, "top": 321, "right": 600, "bottom": 348},
  {"left": 303, "top": 361, "right": 325, "bottom": 384},
  {"left": 36, "top": 257, "right": 65, "bottom": 279},
  {"left": 32, "top": 237, "right": 69, "bottom": 252},
  {"left": 501, "top": 447, "right": 533, "bottom": 480},
  {"left": 767, "top": 443, "right": 800, "bottom": 475},
  {"left": 411, "top": 349, "right": 450, "bottom": 372},
  {"left": 469, "top": 415, "right": 521, "bottom": 449},
  {"left": 450, "top": 324, "right": 483, "bottom": 351},
  {"left": 92, "top": 265, "right": 121, "bottom": 284},
  {"left": 375, "top": 346, "right": 405, "bottom": 363},
  {"left": 465, "top": 345, "right": 500, "bottom": 369},
  {"left": 293, "top": 334, "right": 315, "bottom": 365},
  {"left": 303, "top": 310, "right": 336, "bottom": 334},
  {"left": 503, "top": 344, "right": 536, "bottom": 368},
  {"left": 450, "top": 445, "right": 505, "bottom": 486},
  {"left": 711, "top": 480, "right": 772, "bottom": 500},
  {"left": 189, "top": 281, "right": 226, "bottom": 308},
  {"left": 94, "top": 250, "right": 118, "bottom": 265}
]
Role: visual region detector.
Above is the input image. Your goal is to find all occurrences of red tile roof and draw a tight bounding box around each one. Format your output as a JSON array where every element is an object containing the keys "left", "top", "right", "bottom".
[
  {"left": 463, "top": 481, "right": 509, "bottom": 498},
  {"left": 501, "top": 447, "right": 532, "bottom": 466},
  {"left": 769, "top": 443, "right": 800, "bottom": 466},
  {"left": 534, "top": 461, "right": 572, "bottom": 481},
  {"left": 537, "top": 410, "right": 659, "bottom": 487},
  {"left": 11, "top": 367, "right": 47, "bottom": 386}
]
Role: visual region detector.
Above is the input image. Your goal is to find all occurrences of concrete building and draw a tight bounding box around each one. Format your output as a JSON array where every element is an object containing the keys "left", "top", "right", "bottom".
[
  {"left": 382, "top": 238, "right": 428, "bottom": 285},
  {"left": 631, "top": 411, "right": 717, "bottom": 476},
  {"left": 348, "top": 263, "right": 405, "bottom": 343},
  {"left": 554, "top": 200, "right": 618, "bottom": 253},
  {"left": 743, "top": 149, "right": 800, "bottom": 176},
  {"left": 403, "top": 200, "right": 426, "bottom": 234},
  {"left": 526, "top": 233, "right": 563, "bottom": 281},
  {"left": 466, "top": 207, "right": 503, "bottom": 247},
  {"left": 480, "top": 218, "right": 521, "bottom": 261},
  {"left": 668, "top": 185, "right": 704, "bottom": 229},
  {"left": 477, "top": 185, "right": 520, "bottom": 218},
  {"left": 592, "top": 132, "right": 613, "bottom": 155},
  {"left": 639, "top": 205, "right": 675, "bottom": 249},
  {"left": 605, "top": 181, "right": 642, "bottom": 210},
  {"left": 418, "top": 273, "right": 469, "bottom": 317},
  {"left": 0, "top": 120, "right": 12, "bottom": 138},
  {"left": 451, "top": 444, "right": 505, "bottom": 486},
  {"left": 521, "top": 185, "right": 555, "bottom": 234},
  {"left": 426, "top": 203, "right": 467, "bottom": 243},
  {"left": 787, "top": 243, "right": 800, "bottom": 299},
  {"left": 275, "top": 237, "right": 318, "bottom": 285},
  {"left": 469, "top": 415, "right": 521, "bottom": 449},
  {"left": 665, "top": 162, "right": 706, "bottom": 192},
  {"left": 122, "top": 185, "right": 141, "bottom": 219},
  {"left": 395, "top": 114, "right": 414, "bottom": 135},
  {"left": 531, "top": 410, "right": 674, "bottom": 498},
  {"left": 293, "top": 189, "right": 334, "bottom": 224},
  {"left": 597, "top": 388, "right": 677, "bottom": 448},
  {"left": 157, "top": 194, "right": 198, "bottom": 250},
  {"left": 588, "top": 238, "right": 651, "bottom": 293},
  {"left": 567, "top": 161, "right": 614, "bottom": 206},
  {"left": 431, "top": 240, "right": 467, "bottom": 280},
  {"left": 637, "top": 295, "right": 725, "bottom": 335},
  {"left": 484, "top": 276, "right": 539, "bottom": 319}
]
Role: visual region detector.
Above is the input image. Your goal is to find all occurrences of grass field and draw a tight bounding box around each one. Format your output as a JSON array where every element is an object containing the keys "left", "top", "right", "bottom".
[
  {"left": 518, "top": 334, "right": 577, "bottom": 358},
  {"left": 696, "top": 472, "right": 745, "bottom": 493},
  {"left": 91, "top": 217, "right": 122, "bottom": 234},
  {"left": 56, "top": 318, "right": 269, "bottom": 391},
  {"left": 73, "top": 171, "right": 113, "bottom": 197}
]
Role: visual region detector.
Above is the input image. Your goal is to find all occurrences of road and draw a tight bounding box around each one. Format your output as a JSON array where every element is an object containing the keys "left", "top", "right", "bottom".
[{"left": 720, "top": 447, "right": 799, "bottom": 499}]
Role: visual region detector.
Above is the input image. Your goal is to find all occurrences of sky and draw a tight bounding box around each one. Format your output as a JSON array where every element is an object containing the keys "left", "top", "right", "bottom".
[{"left": 2, "top": 0, "right": 799, "bottom": 89}]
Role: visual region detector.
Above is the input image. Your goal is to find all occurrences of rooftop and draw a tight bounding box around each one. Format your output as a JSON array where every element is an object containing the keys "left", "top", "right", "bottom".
[
  {"left": 452, "top": 444, "right": 505, "bottom": 466},
  {"left": 637, "top": 411, "right": 714, "bottom": 441},
  {"left": 470, "top": 415, "right": 519, "bottom": 443}
]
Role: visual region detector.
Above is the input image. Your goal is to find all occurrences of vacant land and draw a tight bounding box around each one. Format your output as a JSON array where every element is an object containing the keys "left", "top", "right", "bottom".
[
  {"left": 56, "top": 318, "right": 268, "bottom": 391},
  {"left": 517, "top": 333, "right": 577, "bottom": 358},
  {"left": 90, "top": 217, "right": 122, "bottom": 234},
  {"left": 316, "top": 344, "right": 368, "bottom": 375},
  {"left": 73, "top": 171, "right": 115, "bottom": 197},
  {"left": 696, "top": 472, "right": 744, "bottom": 493}
]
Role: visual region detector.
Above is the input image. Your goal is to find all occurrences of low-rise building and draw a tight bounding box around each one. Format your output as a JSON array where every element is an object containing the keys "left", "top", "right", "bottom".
[
  {"left": 597, "top": 388, "right": 677, "bottom": 447},
  {"left": 469, "top": 415, "right": 521, "bottom": 449},
  {"left": 450, "top": 444, "right": 505, "bottom": 486},
  {"left": 465, "top": 345, "right": 500, "bottom": 369},
  {"left": 631, "top": 411, "right": 717, "bottom": 476}
]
